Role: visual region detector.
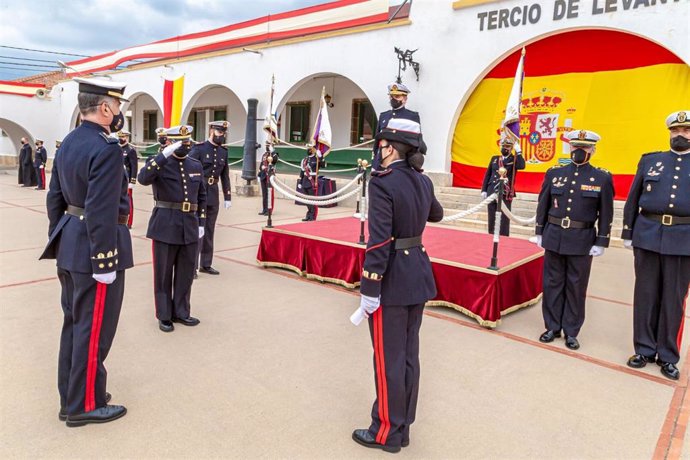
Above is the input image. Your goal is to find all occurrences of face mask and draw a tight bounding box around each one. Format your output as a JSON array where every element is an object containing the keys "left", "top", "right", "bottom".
[
  {"left": 118, "top": 138, "right": 127, "bottom": 145},
  {"left": 158, "top": 136, "right": 168, "bottom": 146},
  {"left": 571, "top": 148, "right": 589, "bottom": 165},
  {"left": 108, "top": 108, "right": 125, "bottom": 133},
  {"left": 671, "top": 135, "right": 690, "bottom": 152},
  {"left": 212, "top": 134, "right": 226, "bottom": 145},
  {"left": 501, "top": 147, "right": 512, "bottom": 156},
  {"left": 389, "top": 97, "right": 403, "bottom": 109},
  {"left": 174, "top": 143, "right": 191, "bottom": 157}
]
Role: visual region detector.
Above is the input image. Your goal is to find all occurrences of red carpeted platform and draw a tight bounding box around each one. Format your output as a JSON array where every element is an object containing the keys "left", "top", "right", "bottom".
[{"left": 256, "top": 217, "right": 543, "bottom": 327}]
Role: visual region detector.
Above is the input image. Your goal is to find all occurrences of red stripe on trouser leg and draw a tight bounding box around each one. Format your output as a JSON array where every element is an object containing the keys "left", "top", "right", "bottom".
[
  {"left": 85, "top": 282, "right": 107, "bottom": 412},
  {"left": 41, "top": 169, "right": 45, "bottom": 187},
  {"left": 151, "top": 241, "right": 158, "bottom": 316},
  {"left": 128, "top": 188, "right": 133, "bottom": 226},
  {"left": 677, "top": 287, "right": 689, "bottom": 352},
  {"left": 374, "top": 308, "right": 391, "bottom": 445}
]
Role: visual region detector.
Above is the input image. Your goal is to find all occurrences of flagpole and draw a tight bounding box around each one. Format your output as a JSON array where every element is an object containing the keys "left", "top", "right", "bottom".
[{"left": 509, "top": 47, "right": 526, "bottom": 200}]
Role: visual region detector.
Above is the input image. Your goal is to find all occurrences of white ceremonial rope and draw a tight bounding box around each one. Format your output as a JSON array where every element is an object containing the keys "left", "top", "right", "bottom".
[
  {"left": 440, "top": 194, "right": 497, "bottom": 223},
  {"left": 227, "top": 158, "right": 243, "bottom": 166},
  {"left": 501, "top": 206, "right": 537, "bottom": 226},
  {"left": 222, "top": 139, "right": 245, "bottom": 146},
  {"left": 270, "top": 176, "right": 363, "bottom": 206},
  {"left": 270, "top": 173, "right": 363, "bottom": 201},
  {"left": 493, "top": 210, "right": 502, "bottom": 243},
  {"left": 277, "top": 158, "right": 304, "bottom": 169},
  {"left": 331, "top": 139, "right": 375, "bottom": 151}
]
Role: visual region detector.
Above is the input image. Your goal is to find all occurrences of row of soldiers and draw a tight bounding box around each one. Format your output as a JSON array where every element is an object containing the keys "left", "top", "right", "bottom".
[{"left": 17, "top": 137, "right": 51, "bottom": 189}]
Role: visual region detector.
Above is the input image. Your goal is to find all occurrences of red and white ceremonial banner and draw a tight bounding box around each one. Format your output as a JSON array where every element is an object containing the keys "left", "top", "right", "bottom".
[
  {"left": 64, "top": 0, "right": 389, "bottom": 76},
  {"left": 0, "top": 81, "right": 45, "bottom": 98}
]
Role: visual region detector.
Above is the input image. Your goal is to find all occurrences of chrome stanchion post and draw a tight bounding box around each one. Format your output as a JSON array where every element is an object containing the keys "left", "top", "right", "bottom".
[
  {"left": 488, "top": 167, "right": 507, "bottom": 270},
  {"left": 358, "top": 159, "right": 369, "bottom": 245}
]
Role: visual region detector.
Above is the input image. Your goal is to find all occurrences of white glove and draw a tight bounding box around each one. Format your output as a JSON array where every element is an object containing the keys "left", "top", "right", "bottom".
[
  {"left": 39, "top": 165, "right": 45, "bottom": 169},
  {"left": 350, "top": 306, "right": 368, "bottom": 326},
  {"left": 623, "top": 239, "right": 633, "bottom": 250},
  {"left": 589, "top": 245, "right": 605, "bottom": 257},
  {"left": 481, "top": 191, "right": 487, "bottom": 199},
  {"left": 529, "top": 235, "right": 543, "bottom": 248},
  {"left": 93, "top": 271, "right": 116, "bottom": 285},
  {"left": 162, "top": 141, "right": 181, "bottom": 158},
  {"left": 297, "top": 184, "right": 302, "bottom": 189},
  {"left": 198, "top": 227, "right": 205, "bottom": 239},
  {"left": 128, "top": 183, "right": 134, "bottom": 190},
  {"left": 360, "top": 295, "right": 381, "bottom": 315},
  {"left": 224, "top": 200, "right": 232, "bottom": 209}
]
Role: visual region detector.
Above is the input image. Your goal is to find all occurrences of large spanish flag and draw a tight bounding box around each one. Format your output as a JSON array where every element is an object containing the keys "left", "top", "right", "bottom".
[
  {"left": 163, "top": 76, "right": 184, "bottom": 128},
  {"left": 452, "top": 30, "right": 690, "bottom": 200}
]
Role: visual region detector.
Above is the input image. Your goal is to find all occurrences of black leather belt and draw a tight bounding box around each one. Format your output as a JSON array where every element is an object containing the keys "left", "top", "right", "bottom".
[
  {"left": 207, "top": 177, "right": 218, "bottom": 185},
  {"left": 66, "top": 205, "right": 129, "bottom": 225},
  {"left": 154, "top": 201, "right": 198, "bottom": 212},
  {"left": 548, "top": 216, "right": 594, "bottom": 229},
  {"left": 641, "top": 211, "right": 690, "bottom": 226},
  {"left": 394, "top": 236, "right": 422, "bottom": 250}
]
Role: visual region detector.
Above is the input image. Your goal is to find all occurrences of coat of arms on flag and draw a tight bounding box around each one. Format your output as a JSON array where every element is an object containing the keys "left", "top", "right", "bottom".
[{"left": 519, "top": 89, "right": 567, "bottom": 164}]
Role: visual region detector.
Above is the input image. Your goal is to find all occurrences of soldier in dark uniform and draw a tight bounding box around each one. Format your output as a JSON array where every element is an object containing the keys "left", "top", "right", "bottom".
[
  {"left": 481, "top": 136, "right": 526, "bottom": 236},
  {"left": 258, "top": 142, "right": 279, "bottom": 216},
  {"left": 40, "top": 77, "right": 133, "bottom": 427},
  {"left": 535, "top": 130, "right": 614, "bottom": 350},
  {"left": 623, "top": 110, "right": 690, "bottom": 380},
  {"left": 188, "top": 120, "right": 231, "bottom": 275},
  {"left": 352, "top": 118, "right": 443, "bottom": 453},
  {"left": 137, "top": 125, "right": 206, "bottom": 332},
  {"left": 371, "top": 82, "right": 427, "bottom": 171},
  {"left": 156, "top": 127, "right": 169, "bottom": 152},
  {"left": 34, "top": 139, "right": 48, "bottom": 190},
  {"left": 298, "top": 145, "right": 318, "bottom": 221},
  {"left": 118, "top": 130, "right": 138, "bottom": 228},
  {"left": 18, "top": 137, "right": 36, "bottom": 187},
  {"left": 55, "top": 139, "right": 62, "bottom": 154}
]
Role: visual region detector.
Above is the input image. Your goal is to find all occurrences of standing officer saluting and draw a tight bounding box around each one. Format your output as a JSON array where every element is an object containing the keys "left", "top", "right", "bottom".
[
  {"left": 298, "top": 144, "right": 318, "bottom": 221},
  {"left": 534, "top": 130, "right": 614, "bottom": 350},
  {"left": 623, "top": 110, "right": 690, "bottom": 380},
  {"left": 138, "top": 125, "right": 206, "bottom": 333},
  {"left": 371, "top": 82, "right": 426, "bottom": 171},
  {"left": 40, "top": 78, "right": 133, "bottom": 427},
  {"left": 34, "top": 139, "right": 47, "bottom": 190},
  {"left": 352, "top": 118, "right": 443, "bottom": 453},
  {"left": 118, "top": 130, "right": 138, "bottom": 228},
  {"left": 258, "top": 141, "right": 279, "bottom": 216},
  {"left": 189, "top": 121, "right": 231, "bottom": 276},
  {"left": 481, "top": 136, "right": 525, "bottom": 236}
]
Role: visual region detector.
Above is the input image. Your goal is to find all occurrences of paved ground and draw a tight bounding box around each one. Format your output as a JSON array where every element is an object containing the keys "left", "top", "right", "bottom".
[{"left": 1, "top": 172, "right": 689, "bottom": 459}]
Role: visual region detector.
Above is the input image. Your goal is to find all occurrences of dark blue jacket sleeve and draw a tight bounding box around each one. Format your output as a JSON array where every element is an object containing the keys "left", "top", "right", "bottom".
[{"left": 360, "top": 178, "right": 393, "bottom": 298}]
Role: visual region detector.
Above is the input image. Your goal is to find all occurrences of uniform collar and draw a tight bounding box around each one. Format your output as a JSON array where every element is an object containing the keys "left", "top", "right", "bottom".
[
  {"left": 81, "top": 120, "right": 108, "bottom": 134},
  {"left": 386, "top": 159, "right": 407, "bottom": 170}
]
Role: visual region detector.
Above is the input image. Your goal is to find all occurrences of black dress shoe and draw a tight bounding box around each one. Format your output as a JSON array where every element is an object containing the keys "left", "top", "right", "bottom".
[
  {"left": 352, "top": 429, "right": 401, "bottom": 453},
  {"left": 258, "top": 210, "right": 268, "bottom": 216},
  {"left": 199, "top": 266, "right": 220, "bottom": 275},
  {"left": 627, "top": 354, "right": 655, "bottom": 369},
  {"left": 172, "top": 316, "right": 200, "bottom": 326},
  {"left": 159, "top": 320, "right": 174, "bottom": 332},
  {"left": 66, "top": 404, "right": 127, "bottom": 427},
  {"left": 565, "top": 336, "right": 580, "bottom": 350},
  {"left": 657, "top": 360, "right": 680, "bottom": 380},
  {"left": 60, "top": 393, "right": 111, "bottom": 421},
  {"left": 402, "top": 439, "right": 409, "bottom": 448},
  {"left": 539, "top": 330, "right": 561, "bottom": 343}
]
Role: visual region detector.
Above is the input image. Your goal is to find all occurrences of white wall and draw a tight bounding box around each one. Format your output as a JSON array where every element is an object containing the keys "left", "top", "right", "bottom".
[
  {"left": 186, "top": 86, "right": 246, "bottom": 143},
  {"left": 0, "top": 0, "right": 686, "bottom": 174},
  {"left": 125, "top": 93, "right": 162, "bottom": 144}
]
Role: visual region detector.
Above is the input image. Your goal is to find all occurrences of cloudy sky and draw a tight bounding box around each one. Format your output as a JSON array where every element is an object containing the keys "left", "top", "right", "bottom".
[{"left": 0, "top": 0, "right": 324, "bottom": 80}]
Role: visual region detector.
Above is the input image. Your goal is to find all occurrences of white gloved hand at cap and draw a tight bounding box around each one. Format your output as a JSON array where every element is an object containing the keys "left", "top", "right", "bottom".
[
  {"left": 588, "top": 245, "right": 605, "bottom": 257},
  {"left": 162, "top": 141, "right": 181, "bottom": 158},
  {"left": 92, "top": 271, "right": 116, "bottom": 285}
]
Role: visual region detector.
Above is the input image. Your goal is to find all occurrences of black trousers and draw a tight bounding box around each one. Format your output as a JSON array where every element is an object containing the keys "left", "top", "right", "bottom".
[
  {"left": 57, "top": 269, "right": 125, "bottom": 416},
  {"left": 303, "top": 187, "right": 316, "bottom": 220},
  {"left": 367, "top": 303, "right": 424, "bottom": 449},
  {"left": 487, "top": 199, "right": 512, "bottom": 237},
  {"left": 197, "top": 199, "right": 219, "bottom": 269},
  {"left": 542, "top": 250, "right": 593, "bottom": 337},
  {"left": 35, "top": 166, "right": 45, "bottom": 189},
  {"left": 152, "top": 240, "right": 198, "bottom": 321},
  {"left": 260, "top": 176, "right": 269, "bottom": 212},
  {"left": 633, "top": 248, "right": 690, "bottom": 364}
]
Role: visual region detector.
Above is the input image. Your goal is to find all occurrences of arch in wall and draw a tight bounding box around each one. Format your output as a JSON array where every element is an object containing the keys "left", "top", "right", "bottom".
[
  {"left": 0, "top": 117, "right": 35, "bottom": 159},
  {"left": 181, "top": 85, "right": 246, "bottom": 143},
  {"left": 122, "top": 92, "right": 163, "bottom": 145},
  {"left": 448, "top": 28, "right": 690, "bottom": 199}
]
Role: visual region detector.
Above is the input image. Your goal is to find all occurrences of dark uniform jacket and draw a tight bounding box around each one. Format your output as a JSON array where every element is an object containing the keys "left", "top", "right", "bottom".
[
  {"left": 536, "top": 162, "right": 614, "bottom": 255},
  {"left": 622, "top": 150, "right": 690, "bottom": 256},
  {"left": 372, "top": 107, "right": 427, "bottom": 169},
  {"left": 360, "top": 160, "right": 444, "bottom": 305},
  {"left": 121, "top": 143, "right": 138, "bottom": 185},
  {"left": 18, "top": 143, "right": 34, "bottom": 185},
  {"left": 258, "top": 150, "right": 279, "bottom": 180},
  {"left": 188, "top": 140, "right": 231, "bottom": 206},
  {"left": 299, "top": 154, "right": 318, "bottom": 191},
  {"left": 41, "top": 121, "right": 134, "bottom": 274},
  {"left": 137, "top": 152, "right": 207, "bottom": 245},
  {"left": 481, "top": 153, "right": 526, "bottom": 197},
  {"left": 34, "top": 146, "right": 47, "bottom": 168}
]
